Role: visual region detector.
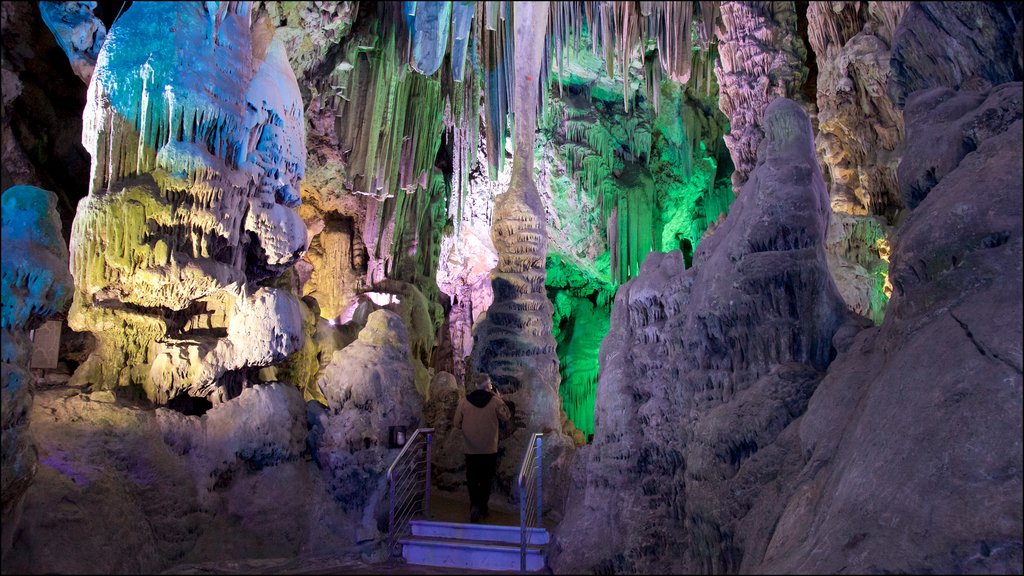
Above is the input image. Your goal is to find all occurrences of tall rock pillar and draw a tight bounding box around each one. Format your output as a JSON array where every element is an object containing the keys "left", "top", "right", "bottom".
[
  {"left": 714, "top": 1, "right": 811, "bottom": 191},
  {"left": 471, "top": 1, "right": 573, "bottom": 492}
]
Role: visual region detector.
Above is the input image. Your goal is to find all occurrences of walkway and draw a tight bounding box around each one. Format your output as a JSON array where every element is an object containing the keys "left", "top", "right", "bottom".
[{"left": 162, "top": 490, "right": 553, "bottom": 574}]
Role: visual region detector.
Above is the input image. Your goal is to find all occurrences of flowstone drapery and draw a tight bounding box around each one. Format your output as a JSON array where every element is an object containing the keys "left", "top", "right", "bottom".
[{"left": 67, "top": 3, "right": 308, "bottom": 405}]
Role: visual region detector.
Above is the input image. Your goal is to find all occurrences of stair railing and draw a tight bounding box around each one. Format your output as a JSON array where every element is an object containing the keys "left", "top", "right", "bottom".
[
  {"left": 517, "top": 432, "right": 543, "bottom": 572},
  {"left": 386, "top": 427, "right": 433, "bottom": 557}
]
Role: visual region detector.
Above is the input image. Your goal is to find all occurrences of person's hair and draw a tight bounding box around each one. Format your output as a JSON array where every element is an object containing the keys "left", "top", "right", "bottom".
[{"left": 475, "top": 374, "right": 492, "bottom": 390}]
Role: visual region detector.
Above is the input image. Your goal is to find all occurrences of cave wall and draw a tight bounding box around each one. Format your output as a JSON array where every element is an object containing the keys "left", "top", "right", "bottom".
[
  {"left": 2, "top": 2, "right": 1021, "bottom": 574},
  {"left": 552, "top": 2, "right": 1023, "bottom": 573}
]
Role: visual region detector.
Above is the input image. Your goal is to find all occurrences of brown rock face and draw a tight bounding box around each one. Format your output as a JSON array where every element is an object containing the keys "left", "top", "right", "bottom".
[
  {"left": 807, "top": 1, "right": 907, "bottom": 323},
  {"left": 714, "top": 1, "right": 811, "bottom": 191},
  {"left": 551, "top": 98, "right": 853, "bottom": 574}
]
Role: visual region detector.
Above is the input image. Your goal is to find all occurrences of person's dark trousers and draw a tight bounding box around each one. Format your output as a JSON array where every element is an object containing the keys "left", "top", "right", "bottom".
[{"left": 465, "top": 453, "right": 498, "bottom": 520}]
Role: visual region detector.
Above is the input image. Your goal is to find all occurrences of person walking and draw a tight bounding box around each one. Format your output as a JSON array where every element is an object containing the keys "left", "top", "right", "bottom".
[{"left": 453, "top": 373, "right": 511, "bottom": 522}]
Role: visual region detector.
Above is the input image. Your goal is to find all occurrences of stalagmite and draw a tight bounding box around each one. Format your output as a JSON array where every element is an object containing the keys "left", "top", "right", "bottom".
[{"left": 470, "top": 1, "right": 577, "bottom": 495}]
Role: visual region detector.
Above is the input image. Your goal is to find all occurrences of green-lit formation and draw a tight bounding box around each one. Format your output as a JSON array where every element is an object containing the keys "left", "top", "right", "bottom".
[{"left": 538, "top": 22, "right": 733, "bottom": 436}]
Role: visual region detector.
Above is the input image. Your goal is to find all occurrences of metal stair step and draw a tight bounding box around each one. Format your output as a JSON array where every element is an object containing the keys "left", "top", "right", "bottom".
[
  {"left": 399, "top": 535, "right": 545, "bottom": 572},
  {"left": 410, "top": 520, "right": 549, "bottom": 545}
]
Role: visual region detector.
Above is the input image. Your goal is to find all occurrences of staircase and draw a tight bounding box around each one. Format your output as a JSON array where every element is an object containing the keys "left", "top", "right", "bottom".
[
  {"left": 400, "top": 519, "right": 549, "bottom": 572},
  {"left": 388, "top": 433, "right": 549, "bottom": 572}
]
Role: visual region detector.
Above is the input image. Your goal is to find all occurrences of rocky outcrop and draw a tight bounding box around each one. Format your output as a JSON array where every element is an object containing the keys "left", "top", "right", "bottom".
[
  {"left": 67, "top": 3, "right": 308, "bottom": 404},
  {"left": 38, "top": 1, "right": 106, "bottom": 84},
  {"left": 887, "top": 2, "right": 1024, "bottom": 110},
  {"left": 307, "top": 309, "right": 423, "bottom": 531},
  {"left": 714, "top": 1, "right": 811, "bottom": 191},
  {"left": 0, "top": 185, "right": 73, "bottom": 557},
  {"left": 551, "top": 98, "right": 855, "bottom": 574},
  {"left": 757, "top": 81, "right": 1023, "bottom": 575},
  {"left": 1, "top": 382, "right": 361, "bottom": 574}
]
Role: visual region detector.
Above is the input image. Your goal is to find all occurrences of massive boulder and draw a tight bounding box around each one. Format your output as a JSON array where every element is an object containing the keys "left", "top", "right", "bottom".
[
  {"left": 551, "top": 98, "right": 856, "bottom": 573},
  {"left": 67, "top": 3, "right": 308, "bottom": 404},
  {"left": 1, "top": 185, "right": 73, "bottom": 557}
]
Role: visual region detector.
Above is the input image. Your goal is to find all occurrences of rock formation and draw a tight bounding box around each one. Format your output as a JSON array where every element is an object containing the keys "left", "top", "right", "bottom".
[
  {"left": 67, "top": 2, "right": 308, "bottom": 404},
  {"left": 307, "top": 309, "right": 424, "bottom": 531},
  {"left": 551, "top": 97, "right": 856, "bottom": 573},
  {"left": 1, "top": 185, "right": 73, "bottom": 557},
  {"left": 37, "top": 1, "right": 106, "bottom": 84},
  {"left": 755, "top": 78, "right": 1023, "bottom": 576},
  {"left": 807, "top": 1, "right": 908, "bottom": 324},
  {"left": 470, "top": 1, "right": 576, "bottom": 494},
  {"left": 714, "top": 1, "right": 811, "bottom": 191},
  {"left": 2, "top": 380, "right": 362, "bottom": 574},
  {"left": 887, "top": 2, "right": 1024, "bottom": 110}
]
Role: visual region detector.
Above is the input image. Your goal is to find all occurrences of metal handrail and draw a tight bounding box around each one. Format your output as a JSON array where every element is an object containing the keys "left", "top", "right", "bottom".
[
  {"left": 386, "top": 427, "right": 433, "bottom": 557},
  {"left": 517, "top": 433, "right": 543, "bottom": 572}
]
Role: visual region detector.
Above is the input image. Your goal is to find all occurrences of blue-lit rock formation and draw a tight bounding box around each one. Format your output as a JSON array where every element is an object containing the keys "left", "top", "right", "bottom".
[
  {"left": 67, "top": 2, "right": 309, "bottom": 404},
  {"left": 1, "top": 185, "right": 72, "bottom": 557},
  {"left": 38, "top": 1, "right": 106, "bottom": 84}
]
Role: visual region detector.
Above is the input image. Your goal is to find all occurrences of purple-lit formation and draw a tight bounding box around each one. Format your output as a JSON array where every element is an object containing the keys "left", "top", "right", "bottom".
[{"left": 1, "top": 1, "right": 1021, "bottom": 574}]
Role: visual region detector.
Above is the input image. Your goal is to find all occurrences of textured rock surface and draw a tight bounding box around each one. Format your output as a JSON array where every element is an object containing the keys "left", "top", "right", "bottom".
[
  {"left": 424, "top": 370, "right": 465, "bottom": 490},
  {"left": 808, "top": 1, "right": 906, "bottom": 219},
  {"left": 888, "top": 2, "right": 1024, "bottom": 110},
  {"left": 1, "top": 382, "right": 362, "bottom": 574},
  {"left": 38, "top": 1, "right": 106, "bottom": 84},
  {"left": 757, "top": 81, "right": 1023, "bottom": 575},
  {"left": 0, "top": 185, "right": 73, "bottom": 557},
  {"left": 67, "top": 3, "right": 308, "bottom": 403},
  {"left": 551, "top": 98, "right": 854, "bottom": 574},
  {"left": 307, "top": 309, "right": 423, "bottom": 529},
  {"left": 714, "top": 1, "right": 811, "bottom": 191},
  {"left": 807, "top": 2, "right": 906, "bottom": 323},
  {"left": 470, "top": 2, "right": 576, "bottom": 495}
]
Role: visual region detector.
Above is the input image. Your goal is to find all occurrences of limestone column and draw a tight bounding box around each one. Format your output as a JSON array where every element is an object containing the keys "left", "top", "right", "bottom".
[
  {"left": 470, "top": 1, "right": 568, "bottom": 488},
  {"left": 714, "top": 1, "right": 810, "bottom": 191}
]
